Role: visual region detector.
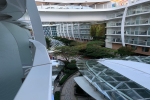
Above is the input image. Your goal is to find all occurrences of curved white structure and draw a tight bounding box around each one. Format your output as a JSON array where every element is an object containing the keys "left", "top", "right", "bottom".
[{"left": 0, "top": 0, "right": 52, "bottom": 100}]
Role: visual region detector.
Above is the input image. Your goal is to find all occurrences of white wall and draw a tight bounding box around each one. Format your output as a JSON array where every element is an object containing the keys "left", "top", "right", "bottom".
[
  {"left": 2, "top": 22, "right": 32, "bottom": 66},
  {"left": 0, "top": 22, "right": 23, "bottom": 100},
  {"left": 39, "top": 11, "right": 108, "bottom": 22}
]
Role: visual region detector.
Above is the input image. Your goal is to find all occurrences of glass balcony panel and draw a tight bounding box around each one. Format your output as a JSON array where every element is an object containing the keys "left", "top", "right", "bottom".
[
  {"left": 147, "top": 42, "right": 150, "bottom": 46},
  {"left": 139, "top": 31, "right": 147, "bottom": 35},
  {"left": 138, "top": 41, "right": 146, "bottom": 45},
  {"left": 140, "top": 19, "right": 149, "bottom": 24}
]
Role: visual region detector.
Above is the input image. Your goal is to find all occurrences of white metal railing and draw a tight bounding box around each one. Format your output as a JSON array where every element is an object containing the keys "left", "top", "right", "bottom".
[
  {"left": 125, "top": 19, "right": 150, "bottom": 25},
  {"left": 125, "top": 30, "right": 150, "bottom": 35},
  {"left": 107, "top": 22, "right": 121, "bottom": 27},
  {"left": 107, "top": 30, "right": 121, "bottom": 35},
  {"left": 131, "top": 0, "right": 142, "bottom": 3},
  {"left": 127, "top": 5, "right": 150, "bottom": 16},
  {"left": 108, "top": 12, "right": 123, "bottom": 19},
  {"left": 14, "top": 39, "right": 52, "bottom": 100},
  {"left": 107, "top": 38, "right": 122, "bottom": 43},
  {"left": 37, "top": 5, "right": 92, "bottom": 10},
  {"left": 125, "top": 40, "right": 150, "bottom": 46}
]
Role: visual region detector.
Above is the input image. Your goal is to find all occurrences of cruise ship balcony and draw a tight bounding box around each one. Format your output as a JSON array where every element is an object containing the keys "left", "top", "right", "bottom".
[
  {"left": 127, "top": 4, "right": 150, "bottom": 16},
  {"left": 125, "top": 40, "right": 150, "bottom": 47},
  {"left": 125, "top": 30, "right": 150, "bottom": 36},
  {"left": 14, "top": 40, "right": 52, "bottom": 100}
]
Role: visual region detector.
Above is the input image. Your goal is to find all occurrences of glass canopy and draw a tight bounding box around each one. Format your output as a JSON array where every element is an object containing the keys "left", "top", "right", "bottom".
[{"left": 77, "top": 57, "right": 150, "bottom": 100}]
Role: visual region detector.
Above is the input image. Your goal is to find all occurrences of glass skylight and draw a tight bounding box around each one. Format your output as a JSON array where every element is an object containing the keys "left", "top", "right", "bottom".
[{"left": 77, "top": 57, "right": 150, "bottom": 100}]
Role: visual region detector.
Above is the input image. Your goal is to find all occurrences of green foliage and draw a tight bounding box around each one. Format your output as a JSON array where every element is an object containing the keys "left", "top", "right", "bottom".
[
  {"left": 66, "top": 63, "right": 77, "bottom": 70},
  {"left": 76, "top": 43, "right": 87, "bottom": 54},
  {"left": 59, "top": 74, "right": 70, "bottom": 85},
  {"left": 59, "top": 61, "right": 78, "bottom": 85},
  {"left": 54, "top": 37, "right": 75, "bottom": 46},
  {"left": 90, "top": 23, "right": 106, "bottom": 40},
  {"left": 54, "top": 91, "right": 60, "bottom": 100},
  {"left": 59, "top": 70, "right": 77, "bottom": 85},
  {"left": 54, "top": 46, "right": 79, "bottom": 62},
  {"left": 117, "top": 47, "right": 134, "bottom": 57},
  {"left": 45, "top": 37, "right": 51, "bottom": 49},
  {"left": 85, "top": 45, "right": 116, "bottom": 58},
  {"left": 87, "top": 41, "right": 105, "bottom": 47}
]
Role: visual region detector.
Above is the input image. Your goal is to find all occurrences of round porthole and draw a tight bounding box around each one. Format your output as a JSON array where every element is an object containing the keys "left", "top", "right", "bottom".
[
  {"left": 0, "top": 0, "right": 7, "bottom": 11},
  {"left": 0, "top": 14, "right": 12, "bottom": 21}
]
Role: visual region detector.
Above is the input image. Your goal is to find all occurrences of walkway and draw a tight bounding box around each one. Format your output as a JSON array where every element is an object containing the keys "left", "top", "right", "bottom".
[{"left": 61, "top": 72, "right": 80, "bottom": 100}]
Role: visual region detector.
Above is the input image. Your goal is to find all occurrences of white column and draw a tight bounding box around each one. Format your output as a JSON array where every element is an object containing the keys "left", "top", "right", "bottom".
[
  {"left": 71, "top": 23, "right": 75, "bottom": 40},
  {"left": 67, "top": 24, "right": 70, "bottom": 39},
  {"left": 26, "top": 0, "right": 46, "bottom": 46},
  {"left": 63, "top": 24, "right": 66, "bottom": 38},
  {"left": 78, "top": 23, "right": 82, "bottom": 41},
  {"left": 121, "top": 7, "right": 128, "bottom": 46}
]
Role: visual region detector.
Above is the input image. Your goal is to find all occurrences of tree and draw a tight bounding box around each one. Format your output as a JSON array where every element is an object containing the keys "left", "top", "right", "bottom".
[
  {"left": 54, "top": 46, "right": 79, "bottom": 62},
  {"left": 45, "top": 37, "right": 51, "bottom": 49},
  {"left": 90, "top": 23, "right": 106, "bottom": 40},
  {"left": 85, "top": 45, "right": 116, "bottom": 58},
  {"left": 117, "top": 47, "right": 134, "bottom": 57}
]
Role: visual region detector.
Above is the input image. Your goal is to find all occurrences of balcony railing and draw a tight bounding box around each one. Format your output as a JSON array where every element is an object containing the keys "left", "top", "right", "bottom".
[
  {"left": 127, "top": 5, "right": 150, "bottom": 16},
  {"left": 107, "top": 31, "right": 121, "bottom": 35},
  {"left": 125, "top": 19, "right": 150, "bottom": 25},
  {"left": 14, "top": 39, "right": 52, "bottom": 100},
  {"left": 108, "top": 13, "right": 123, "bottom": 19},
  {"left": 108, "top": 38, "right": 122, "bottom": 43},
  {"left": 125, "top": 30, "right": 150, "bottom": 35},
  {"left": 125, "top": 40, "right": 150, "bottom": 46},
  {"left": 107, "top": 22, "right": 121, "bottom": 27}
]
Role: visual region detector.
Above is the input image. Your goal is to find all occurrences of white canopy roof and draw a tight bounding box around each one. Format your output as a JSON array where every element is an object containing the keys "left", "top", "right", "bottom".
[
  {"left": 98, "top": 60, "right": 150, "bottom": 90},
  {"left": 74, "top": 76, "right": 104, "bottom": 100}
]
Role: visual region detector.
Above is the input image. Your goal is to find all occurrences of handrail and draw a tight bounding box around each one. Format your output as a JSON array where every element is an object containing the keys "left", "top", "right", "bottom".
[{"left": 14, "top": 39, "right": 52, "bottom": 100}]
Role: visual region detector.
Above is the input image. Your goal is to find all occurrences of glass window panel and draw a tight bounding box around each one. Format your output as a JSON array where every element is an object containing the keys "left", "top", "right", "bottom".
[
  {"left": 126, "top": 82, "right": 142, "bottom": 88},
  {"left": 100, "top": 76, "right": 115, "bottom": 81},
  {"left": 117, "top": 83, "right": 129, "bottom": 89},
  {"left": 108, "top": 82, "right": 120, "bottom": 87},
  {"left": 92, "top": 77, "right": 100, "bottom": 82},
  {"left": 134, "top": 89, "right": 150, "bottom": 98},
  {"left": 86, "top": 75, "right": 94, "bottom": 80},
  {"left": 121, "top": 90, "right": 142, "bottom": 100},
  {"left": 92, "top": 69, "right": 100, "bottom": 74},
  {"left": 96, "top": 82, "right": 112, "bottom": 90},
  {"left": 113, "top": 77, "right": 130, "bottom": 81},
  {"left": 93, "top": 67, "right": 105, "bottom": 71},
  {"left": 105, "top": 71, "right": 122, "bottom": 77},
  {"left": 107, "top": 91, "right": 125, "bottom": 100}
]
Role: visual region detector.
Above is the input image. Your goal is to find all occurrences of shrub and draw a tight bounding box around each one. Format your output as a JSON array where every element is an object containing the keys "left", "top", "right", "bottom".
[
  {"left": 117, "top": 47, "right": 134, "bottom": 57},
  {"left": 71, "top": 60, "right": 76, "bottom": 63},
  {"left": 66, "top": 63, "right": 77, "bottom": 70},
  {"left": 59, "top": 74, "right": 70, "bottom": 85},
  {"left": 87, "top": 41, "right": 104, "bottom": 47},
  {"left": 54, "top": 91, "right": 60, "bottom": 100},
  {"left": 85, "top": 45, "right": 116, "bottom": 58}
]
